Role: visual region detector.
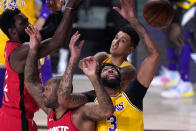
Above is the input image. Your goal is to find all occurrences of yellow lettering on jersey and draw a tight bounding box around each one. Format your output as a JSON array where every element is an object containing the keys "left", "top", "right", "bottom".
[
  {"left": 95, "top": 92, "right": 144, "bottom": 131},
  {"left": 177, "top": 0, "right": 196, "bottom": 9}
]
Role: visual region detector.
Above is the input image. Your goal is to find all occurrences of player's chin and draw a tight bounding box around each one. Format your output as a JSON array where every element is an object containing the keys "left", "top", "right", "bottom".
[{"left": 43, "top": 98, "right": 48, "bottom": 106}]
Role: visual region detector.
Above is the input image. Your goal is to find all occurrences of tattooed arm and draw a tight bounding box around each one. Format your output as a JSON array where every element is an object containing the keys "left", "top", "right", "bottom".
[
  {"left": 76, "top": 57, "right": 114, "bottom": 121},
  {"left": 114, "top": 0, "right": 160, "bottom": 88},
  {"left": 57, "top": 32, "right": 88, "bottom": 109},
  {"left": 24, "top": 25, "right": 52, "bottom": 115}
]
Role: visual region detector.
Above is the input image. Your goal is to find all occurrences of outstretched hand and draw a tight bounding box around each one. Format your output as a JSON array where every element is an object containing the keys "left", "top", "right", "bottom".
[
  {"left": 80, "top": 56, "right": 98, "bottom": 78},
  {"left": 46, "top": 0, "right": 64, "bottom": 12},
  {"left": 69, "top": 31, "right": 84, "bottom": 60},
  {"left": 25, "top": 25, "right": 42, "bottom": 53},
  {"left": 113, "top": 0, "right": 137, "bottom": 22}
]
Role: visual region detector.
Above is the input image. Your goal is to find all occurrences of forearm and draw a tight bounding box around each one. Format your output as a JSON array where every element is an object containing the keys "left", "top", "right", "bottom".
[
  {"left": 129, "top": 19, "right": 160, "bottom": 56},
  {"left": 58, "top": 57, "right": 86, "bottom": 108},
  {"left": 89, "top": 77, "right": 114, "bottom": 116},
  {"left": 24, "top": 50, "right": 40, "bottom": 86},
  {"left": 38, "top": 9, "right": 75, "bottom": 57},
  {"left": 58, "top": 57, "right": 76, "bottom": 96},
  {"left": 129, "top": 19, "right": 160, "bottom": 87},
  {"left": 24, "top": 50, "right": 50, "bottom": 113}
]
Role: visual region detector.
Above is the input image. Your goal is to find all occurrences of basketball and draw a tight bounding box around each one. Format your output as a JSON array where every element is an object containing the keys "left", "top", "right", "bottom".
[{"left": 143, "top": 0, "right": 174, "bottom": 28}]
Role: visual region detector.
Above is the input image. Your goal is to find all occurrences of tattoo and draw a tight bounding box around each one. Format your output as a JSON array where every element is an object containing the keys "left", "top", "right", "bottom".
[
  {"left": 25, "top": 50, "right": 40, "bottom": 86},
  {"left": 129, "top": 19, "right": 160, "bottom": 87},
  {"left": 57, "top": 59, "right": 89, "bottom": 108},
  {"left": 24, "top": 50, "right": 51, "bottom": 115},
  {"left": 130, "top": 19, "right": 159, "bottom": 56},
  {"left": 91, "top": 79, "right": 113, "bottom": 114},
  {"left": 81, "top": 78, "right": 114, "bottom": 121},
  {"left": 58, "top": 61, "right": 74, "bottom": 99}
]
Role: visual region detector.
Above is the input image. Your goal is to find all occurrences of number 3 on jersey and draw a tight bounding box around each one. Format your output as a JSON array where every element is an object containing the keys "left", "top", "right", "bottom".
[{"left": 107, "top": 115, "right": 117, "bottom": 131}]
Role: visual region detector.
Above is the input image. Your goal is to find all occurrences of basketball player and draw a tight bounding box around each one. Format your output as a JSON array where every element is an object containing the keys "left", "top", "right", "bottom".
[
  {"left": 76, "top": 0, "right": 160, "bottom": 130},
  {"left": 24, "top": 29, "right": 114, "bottom": 131},
  {"left": 0, "top": 0, "right": 36, "bottom": 108},
  {"left": 0, "top": 0, "right": 81, "bottom": 130},
  {"left": 79, "top": 25, "right": 138, "bottom": 90}
]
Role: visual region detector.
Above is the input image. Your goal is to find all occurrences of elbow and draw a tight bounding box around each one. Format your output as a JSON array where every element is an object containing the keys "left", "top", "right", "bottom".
[
  {"left": 152, "top": 50, "right": 161, "bottom": 61},
  {"left": 154, "top": 50, "right": 161, "bottom": 61}
]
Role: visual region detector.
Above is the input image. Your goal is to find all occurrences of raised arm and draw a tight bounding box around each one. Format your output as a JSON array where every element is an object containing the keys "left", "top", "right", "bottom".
[
  {"left": 57, "top": 31, "right": 88, "bottom": 109},
  {"left": 24, "top": 25, "right": 51, "bottom": 115},
  {"left": 10, "top": 0, "right": 81, "bottom": 73},
  {"left": 78, "top": 57, "right": 114, "bottom": 121},
  {"left": 113, "top": 0, "right": 160, "bottom": 87}
]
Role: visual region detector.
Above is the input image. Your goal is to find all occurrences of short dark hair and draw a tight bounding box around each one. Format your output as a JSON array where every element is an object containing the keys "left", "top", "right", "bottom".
[
  {"left": 119, "top": 25, "right": 140, "bottom": 49},
  {"left": 97, "top": 63, "right": 121, "bottom": 79},
  {"left": 0, "top": 8, "right": 21, "bottom": 38}
]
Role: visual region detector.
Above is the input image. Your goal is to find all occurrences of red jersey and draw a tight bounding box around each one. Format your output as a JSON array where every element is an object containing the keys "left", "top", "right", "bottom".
[
  {"left": 0, "top": 41, "right": 39, "bottom": 131},
  {"left": 48, "top": 111, "right": 80, "bottom": 131}
]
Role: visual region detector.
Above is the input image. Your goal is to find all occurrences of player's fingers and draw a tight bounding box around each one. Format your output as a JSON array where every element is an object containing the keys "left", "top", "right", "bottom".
[
  {"left": 74, "top": 31, "right": 79, "bottom": 35},
  {"left": 113, "top": 7, "right": 121, "bottom": 14},
  {"left": 31, "top": 25, "right": 37, "bottom": 33},
  {"left": 71, "top": 35, "right": 80, "bottom": 47},
  {"left": 71, "top": 31, "right": 79, "bottom": 40},
  {"left": 78, "top": 60, "right": 83, "bottom": 68},
  {"left": 25, "top": 26, "right": 33, "bottom": 35},
  {"left": 128, "top": 0, "right": 134, "bottom": 7},
  {"left": 78, "top": 40, "right": 85, "bottom": 49},
  {"left": 28, "top": 25, "right": 35, "bottom": 34},
  {"left": 61, "top": 1, "right": 64, "bottom": 6},
  {"left": 25, "top": 28, "right": 31, "bottom": 36},
  {"left": 120, "top": 0, "right": 126, "bottom": 7},
  {"left": 83, "top": 60, "right": 88, "bottom": 68}
]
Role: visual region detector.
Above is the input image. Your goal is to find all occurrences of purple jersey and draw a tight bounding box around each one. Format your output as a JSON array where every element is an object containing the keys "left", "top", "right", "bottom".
[{"left": 40, "top": 0, "right": 51, "bottom": 20}]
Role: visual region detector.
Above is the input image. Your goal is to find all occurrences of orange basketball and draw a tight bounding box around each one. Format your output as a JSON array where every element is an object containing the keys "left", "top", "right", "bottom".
[{"left": 143, "top": 0, "right": 174, "bottom": 28}]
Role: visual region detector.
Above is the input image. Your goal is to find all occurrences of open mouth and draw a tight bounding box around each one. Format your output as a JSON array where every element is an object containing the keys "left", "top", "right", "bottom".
[
  {"left": 111, "top": 45, "right": 118, "bottom": 50},
  {"left": 107, "top": 75, "right": 116, "bottom": 80}
]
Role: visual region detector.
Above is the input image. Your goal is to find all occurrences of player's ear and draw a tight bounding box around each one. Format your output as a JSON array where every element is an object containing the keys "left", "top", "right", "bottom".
[{"left": 128, "top": 46, "right": 134, "bottom": 54}]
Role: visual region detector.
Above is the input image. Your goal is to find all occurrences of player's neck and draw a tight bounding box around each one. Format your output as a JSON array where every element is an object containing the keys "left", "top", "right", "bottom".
[
  {"left": 105, "top": 86, "right": 122, "bottom": 97},
  {"left": 110, "top": 55, "right": 126, "bottom": 67},
  {"left": 54, "top": 107, "right": 68, "bottom": 120}
]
